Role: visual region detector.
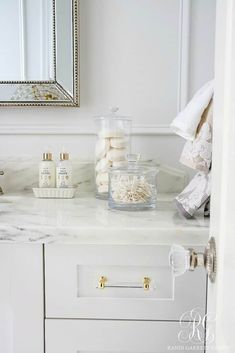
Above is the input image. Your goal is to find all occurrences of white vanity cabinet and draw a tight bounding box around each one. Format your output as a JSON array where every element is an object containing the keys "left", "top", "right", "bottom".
[
  {"left": 46, "top": 319, "right": 204, "bottom": 353},
  {"left": 0, "top": 242, "right": 207, "bottom": 353},
  {"left": 45, "top": 244, "right": 206, "bottom": 321},
  {"left": 45, "top": 244, "right": 206, "bottom": 353},
  {"left": 0, "top": 244, "right": 44, "bottom": 353}
]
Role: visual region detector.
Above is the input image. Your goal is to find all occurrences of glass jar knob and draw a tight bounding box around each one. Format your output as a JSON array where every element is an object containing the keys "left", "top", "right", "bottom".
[
  {"left": 126, "top": 154, "right": 141, "bottom": 167},
  {"left": 110, "top": 106, "right": 119, "bottom": 114}
]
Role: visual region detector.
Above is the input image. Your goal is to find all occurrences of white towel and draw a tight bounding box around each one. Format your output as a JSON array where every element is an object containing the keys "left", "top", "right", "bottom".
[
  {"left": 180, "top": 99, "right": 213, "bottom": 173},
  {"left": 171, "top": 80, "right": 214, "bottom": 141},
  {"left": 175, "top": 171, "right": 211, "bottom": 218}
]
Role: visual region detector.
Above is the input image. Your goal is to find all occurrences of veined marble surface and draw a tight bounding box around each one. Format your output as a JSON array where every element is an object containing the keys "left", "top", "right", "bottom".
[
  {"left": 0, "top": 157, "right": 187, "bottom": 194},
  {"left": 0, "top": 192, "right": 209, "bottom": 245}
]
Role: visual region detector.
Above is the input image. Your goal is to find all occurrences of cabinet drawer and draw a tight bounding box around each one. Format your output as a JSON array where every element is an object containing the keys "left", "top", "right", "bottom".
[
  {"left": 45, "top": 244, "right": 206, "bottom": 320},
  {"left": 45, "top": 319, "right": 205, "bottom": 353}
]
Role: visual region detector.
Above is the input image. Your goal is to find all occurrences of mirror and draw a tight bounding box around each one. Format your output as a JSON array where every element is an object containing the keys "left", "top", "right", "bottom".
[{"left": 0, "top": 0, "right": 79, "bottom": 106}]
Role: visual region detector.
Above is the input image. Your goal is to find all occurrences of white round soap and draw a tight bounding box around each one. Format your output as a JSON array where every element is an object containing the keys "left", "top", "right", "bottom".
[
  {"left": 98, "top": 184, "right": 109, "bottom": 193},
  {"left": 95, "top": 158, "right": 112, "bottom": 172},
  {"left": 106, "top": 148, "right": 126, "bottom": 162},
  {"left": 110, "top": 137, "right": 128, "bottom": 149},
  {"left": 96, "top": 172, "right": 109, "bottom": 186},
  {"left": 98, "top": 129, "right": 125, "bottom": 139},
  {"left": 95, "top": 138, "right": 110, "bottom": 160}
]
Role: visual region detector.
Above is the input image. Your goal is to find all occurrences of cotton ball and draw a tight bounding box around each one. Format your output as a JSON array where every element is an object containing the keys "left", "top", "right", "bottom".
[
  {"left": 96, "top": 172, "right": 109, "bottom": 186},
  {"left": 98, "top": 184, "right": 109, "bottom": 193},
  {"left": 95, "top": 158, "right": 112, "bottom": 172}
]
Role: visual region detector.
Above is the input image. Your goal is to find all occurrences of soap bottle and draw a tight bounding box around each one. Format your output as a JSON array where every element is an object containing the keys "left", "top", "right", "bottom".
[
  {"left": 56, "top": 152, "right": 73, "bottom": 188},
  {"left": 39, "top": 153, "right": 56, "bottom": 188}
]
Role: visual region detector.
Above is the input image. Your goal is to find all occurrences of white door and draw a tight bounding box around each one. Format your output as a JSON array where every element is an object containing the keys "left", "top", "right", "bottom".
[{"left": 207, "top": 0, "right": 235, "bottom": 352}]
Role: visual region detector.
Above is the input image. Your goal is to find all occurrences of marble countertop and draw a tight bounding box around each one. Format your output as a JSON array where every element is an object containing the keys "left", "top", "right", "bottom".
[{"left": 0, "top": 192, "right": 209, "bottom": 246}]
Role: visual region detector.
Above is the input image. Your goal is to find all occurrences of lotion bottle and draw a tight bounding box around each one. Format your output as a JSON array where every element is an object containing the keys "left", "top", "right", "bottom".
[
  {"left": 39, "top": 153, "right": 56, "bottom": 188},
  {"left": 56, "top": 152, "right": 73, "bottom": 188}
]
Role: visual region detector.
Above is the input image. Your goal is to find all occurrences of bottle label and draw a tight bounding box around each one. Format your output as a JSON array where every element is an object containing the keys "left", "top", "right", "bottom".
[
  {"left": 57, "top": 167, "right": 72, "bottom": 188},
  {"left": 39, "top": 167, "right": 55, "bottom": 188}
]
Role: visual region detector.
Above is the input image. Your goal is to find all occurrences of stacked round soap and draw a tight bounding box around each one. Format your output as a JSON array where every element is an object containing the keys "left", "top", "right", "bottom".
[{"left": 95, "top": 130, "right": 128, "bottom": 195}]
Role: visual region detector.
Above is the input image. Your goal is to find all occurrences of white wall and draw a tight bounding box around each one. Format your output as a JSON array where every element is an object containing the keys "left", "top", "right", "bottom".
[
  {"left": 188, "top": 0, "right": 216, "bottom": 98},
  {"left": 0, "top": 0, "right": 216, "bottom": 173}
]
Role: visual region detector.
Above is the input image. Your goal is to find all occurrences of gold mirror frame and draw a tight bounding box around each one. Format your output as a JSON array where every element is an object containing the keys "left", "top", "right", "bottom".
[{"left": 0, "top": 0, "right": 79, "bottom": 107}]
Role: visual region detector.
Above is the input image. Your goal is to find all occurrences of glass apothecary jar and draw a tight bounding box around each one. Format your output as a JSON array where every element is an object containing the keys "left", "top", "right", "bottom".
[
  {"left": 94, "top": 107, "right": 132, "bottom": 199},
  {"left": 109, "top": 154, "right": 158, "bottom": 211}
]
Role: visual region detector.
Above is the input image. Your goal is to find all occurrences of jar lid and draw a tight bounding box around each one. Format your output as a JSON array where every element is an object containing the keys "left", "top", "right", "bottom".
[
  {"left": 111, "top": 154, "right": 158, "bottom": 174},
  {"left": 94, "top": 107, "right": 131, "bottom": 122}
]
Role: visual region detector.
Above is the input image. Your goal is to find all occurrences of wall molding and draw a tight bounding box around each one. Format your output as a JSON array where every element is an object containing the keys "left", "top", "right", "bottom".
[
  {"left": 177, "top": 0, "right": 191, "bottom": 112},
  {"left": 3, "top": 0, "right": 190, "bottom": 136},
  {"left": 0, "top": 124, "right": 174, "bottom": 136}
]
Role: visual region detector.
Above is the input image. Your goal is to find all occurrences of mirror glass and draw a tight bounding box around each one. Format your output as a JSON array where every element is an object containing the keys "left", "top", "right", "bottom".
[{"left": 0, "top": 0, "right": 79, "bottom": 106}]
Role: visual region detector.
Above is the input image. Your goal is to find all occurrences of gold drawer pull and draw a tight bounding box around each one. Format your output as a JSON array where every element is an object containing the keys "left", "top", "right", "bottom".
[
  {"left": 98, "top": 276, "right": 107, "bottom": 289},
  {"left": 97, "top": 276, "right": 151, "bottom": 291},
  {"left": 143, "top": 276, "right": 151, "bottom": 291}
]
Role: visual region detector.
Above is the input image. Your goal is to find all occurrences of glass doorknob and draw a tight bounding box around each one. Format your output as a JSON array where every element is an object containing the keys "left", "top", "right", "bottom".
[{"left": 169, "top": 237, "right": 216, "bottom": 283}]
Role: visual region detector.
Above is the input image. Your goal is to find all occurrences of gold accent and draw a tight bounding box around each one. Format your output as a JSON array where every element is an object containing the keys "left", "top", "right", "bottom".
[
  {"left": 45, "top": 94, "right": 53, "bottom": 100},
  {"left": 60, "top": 152, "right": 69, "bottom": 161},
  {"left": 143, "top": 277, "right": 151, "bottom": 291},
  {"left": 32, "top": 85, "right": 40, "bottom": 100},
  {"left": 97, "top": 276, "right": 151, "bottom": 291},
  {"left": 43, "top": 153, "right": 53, "bottom": 161},
  {"left": 98, "top": 276, "right": 107, "bottom": 289},
  {"left": 189, "top": 249, "right": 198, "bottom": 271},
  {"left": 0, "top": 170, "right": 4, "bottom": 195}
]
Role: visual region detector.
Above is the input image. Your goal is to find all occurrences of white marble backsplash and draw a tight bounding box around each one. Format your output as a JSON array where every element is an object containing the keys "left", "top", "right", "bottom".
[
  {"left": 0, "top": 157, "right": 94, "bottom": 193},
  {"left": 0, "top": 157, "right": 187, "bottom": 194}
]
